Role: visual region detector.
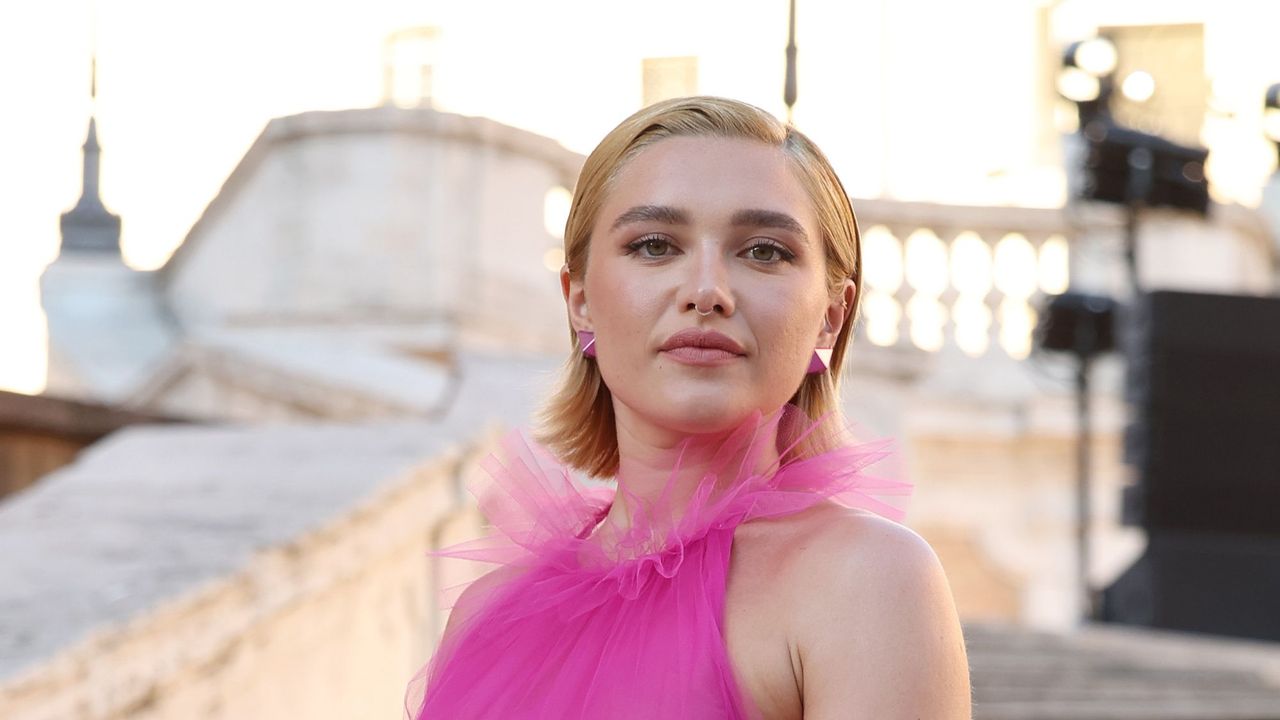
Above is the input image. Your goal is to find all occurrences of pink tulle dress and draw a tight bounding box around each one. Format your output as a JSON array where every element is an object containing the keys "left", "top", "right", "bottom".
[{"left": 404, "top": 403, "right": 912, "bottom": 719}]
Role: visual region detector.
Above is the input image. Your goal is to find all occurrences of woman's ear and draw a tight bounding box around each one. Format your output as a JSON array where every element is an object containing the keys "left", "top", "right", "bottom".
[
  {"left": 818, "top": 278, "right": 855, "bottom": 347},
  {"left": 561, "top": 264, "right": 593, "bottom": 333}
]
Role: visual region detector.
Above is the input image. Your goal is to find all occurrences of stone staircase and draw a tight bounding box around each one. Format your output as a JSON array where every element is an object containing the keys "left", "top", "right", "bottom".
[{"left": 967, "top": 621, "right": 1280, "bottom": 719}]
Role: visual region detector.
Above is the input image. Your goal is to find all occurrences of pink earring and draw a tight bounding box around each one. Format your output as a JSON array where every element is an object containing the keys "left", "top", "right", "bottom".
[
  {"left": 577, "top": 330, "right": 597, "bottom": 358},
  {"left": 806, "top": 348, "right": 833, "bottom": 374}
]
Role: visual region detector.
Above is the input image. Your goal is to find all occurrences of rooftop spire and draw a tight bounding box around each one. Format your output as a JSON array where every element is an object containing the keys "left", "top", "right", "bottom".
[{"left": 59, "top": 47, "right": 121, "bottom": 257}]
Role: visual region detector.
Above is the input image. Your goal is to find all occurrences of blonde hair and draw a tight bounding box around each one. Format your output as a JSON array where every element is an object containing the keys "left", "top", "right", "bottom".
[{"left": 533, "top": 96, "right": 863, "bottom": 478}]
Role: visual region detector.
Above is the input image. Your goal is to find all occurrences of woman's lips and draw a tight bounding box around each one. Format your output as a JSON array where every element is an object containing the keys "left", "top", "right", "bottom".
[{"left": 660, "top": 346, "right": 744, "bottom": 366}]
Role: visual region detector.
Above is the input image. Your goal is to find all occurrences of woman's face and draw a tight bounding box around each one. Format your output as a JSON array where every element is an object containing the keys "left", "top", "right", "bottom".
[{"left": 563, "top": 135, "right": 853, "bottom": 439}]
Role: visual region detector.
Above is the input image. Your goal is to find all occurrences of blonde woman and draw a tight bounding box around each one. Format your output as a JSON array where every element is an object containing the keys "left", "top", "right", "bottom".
[{"left": 406, "top": 96, "right": 972, "bottom": 719}]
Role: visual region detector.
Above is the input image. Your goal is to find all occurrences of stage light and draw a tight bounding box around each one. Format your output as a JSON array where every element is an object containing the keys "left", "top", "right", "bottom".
[
  {"left": 1058, "top": 36, "right": 1117, "bottom": 126},
  {"left": 1058, "top": 67, "right": 1101, "bottom": 103},
  {"left": 1064, "top": 37, "right": 1118, "bottom": 78},
  {"left": 1121, "top": 71, "right": 1156, "bottom": 103}
]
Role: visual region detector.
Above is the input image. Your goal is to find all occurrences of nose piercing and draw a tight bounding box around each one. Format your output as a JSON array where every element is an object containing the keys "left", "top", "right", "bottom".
[{"left": 696, "top": 306, "right": 713, "bottom": 316}]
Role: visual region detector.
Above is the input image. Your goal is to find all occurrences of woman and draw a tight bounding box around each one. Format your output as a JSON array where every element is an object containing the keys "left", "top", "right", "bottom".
[{"left": 406, "top": 96, "right": 972, "bottom": 719}]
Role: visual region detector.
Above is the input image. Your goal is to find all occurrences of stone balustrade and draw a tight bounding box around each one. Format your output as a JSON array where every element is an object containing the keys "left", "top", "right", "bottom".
[{"left": 851, "top": 197, "right": 1276, "bottom": 362}]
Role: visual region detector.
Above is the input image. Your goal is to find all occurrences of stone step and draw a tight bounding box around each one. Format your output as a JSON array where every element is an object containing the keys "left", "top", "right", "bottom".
[{"left": 962, "top": 621, "right": 1280, "bottom": 720}]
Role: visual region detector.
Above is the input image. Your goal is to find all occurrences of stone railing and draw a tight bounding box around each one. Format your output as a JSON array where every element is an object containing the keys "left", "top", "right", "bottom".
[
  {"left": 854, "top": 199, "right": 1073, "bottom": 362},
  {"left": 850, "top": 197, "right": 1277, "bottom": 363}
]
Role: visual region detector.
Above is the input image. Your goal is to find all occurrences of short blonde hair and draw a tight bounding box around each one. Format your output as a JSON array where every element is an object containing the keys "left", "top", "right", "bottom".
[{"left": 533, "top": 96, "right": 863, "bottom": 478}]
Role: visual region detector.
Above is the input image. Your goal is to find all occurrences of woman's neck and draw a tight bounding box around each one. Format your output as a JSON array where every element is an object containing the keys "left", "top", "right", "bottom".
[{"left": 599, "top": 404, "right": 782, "bottom": 536}]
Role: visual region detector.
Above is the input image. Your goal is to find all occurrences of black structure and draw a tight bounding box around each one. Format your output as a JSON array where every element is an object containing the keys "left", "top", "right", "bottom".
[
  {"left": 1081, "top": 121, "right": 1210, "bottom": 216},
  {"left": 1102, "top": 289, "right": 1280, "bottom": 641},
  {"left": 1034, "top": 292, "right": 1120, "bottom": 620},
  {"left": 1077, "top": 118, "right": 1211, "bottom": 294}
]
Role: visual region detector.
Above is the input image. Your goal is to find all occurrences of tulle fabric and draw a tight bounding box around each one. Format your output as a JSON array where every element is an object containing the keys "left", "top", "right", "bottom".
[{"left": 404, "top": 403, "right": 912, "bottom": 719}]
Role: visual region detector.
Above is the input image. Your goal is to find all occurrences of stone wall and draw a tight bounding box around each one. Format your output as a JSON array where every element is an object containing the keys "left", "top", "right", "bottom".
[{"left": 159, "top": 106, "right": 583, "bottom": 358}]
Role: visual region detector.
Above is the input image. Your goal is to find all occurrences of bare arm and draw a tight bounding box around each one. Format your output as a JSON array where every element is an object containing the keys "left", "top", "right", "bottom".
[{"left": 795, "top": 513, "right": 972, "bottom": 719}]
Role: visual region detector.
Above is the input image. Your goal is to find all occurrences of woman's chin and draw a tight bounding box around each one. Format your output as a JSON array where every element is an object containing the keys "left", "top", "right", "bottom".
[{"left": 645, "top": 395, "right": 759, "bottom": 436}]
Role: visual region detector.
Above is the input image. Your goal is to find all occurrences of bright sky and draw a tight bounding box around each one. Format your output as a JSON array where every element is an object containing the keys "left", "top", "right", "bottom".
[
  {"left": 1, "top": 0, "right": 433, "bottom": 392},
  {"left": 1, "top": 0, "right": 1275, "bottom": 395}
]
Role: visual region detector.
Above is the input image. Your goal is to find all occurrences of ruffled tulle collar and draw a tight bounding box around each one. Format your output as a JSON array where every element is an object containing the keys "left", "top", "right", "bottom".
[{"left": 432, "top": 403, "right": 912, "bottom": 603}]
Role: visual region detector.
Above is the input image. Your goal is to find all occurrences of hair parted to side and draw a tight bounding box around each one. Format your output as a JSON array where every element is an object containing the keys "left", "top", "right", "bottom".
[{"left": 533, "top": 95, "right": 864, "bottom": 479}]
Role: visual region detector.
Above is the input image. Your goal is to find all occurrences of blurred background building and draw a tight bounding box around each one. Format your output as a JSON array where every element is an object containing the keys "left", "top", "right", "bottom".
[{"left": 3, "top": 1, "right": 1280, "bottom": 718}]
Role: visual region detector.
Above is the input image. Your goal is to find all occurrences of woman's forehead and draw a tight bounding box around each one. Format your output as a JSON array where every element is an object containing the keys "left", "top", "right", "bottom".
[{"left": 597, "top": 136, "right": 817, "bottom": 231}]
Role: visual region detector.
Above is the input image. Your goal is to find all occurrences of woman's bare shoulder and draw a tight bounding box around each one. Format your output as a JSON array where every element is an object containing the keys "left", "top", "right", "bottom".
[
  {"left": 779, "top": 502, "right": 972, "bottom": 718},
  {"left": 734, "top": 501, "right": 910, "bottom": 577},
  {"left": 791, "top": 502, "right": 929, "bottom": 572},
  {"left": 742, "top": 501, "right": 916, "bottom": 564}
]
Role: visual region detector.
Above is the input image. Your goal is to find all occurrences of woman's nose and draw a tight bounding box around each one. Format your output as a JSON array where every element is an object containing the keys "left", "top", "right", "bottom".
[{"left": 679, "top": 245, "right": 735, "bottom": 317}]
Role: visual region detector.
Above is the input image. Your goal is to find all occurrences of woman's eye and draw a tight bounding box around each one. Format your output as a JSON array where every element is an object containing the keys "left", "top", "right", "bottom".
[
  {"left": 625, "top": 237, "right": 793, "bottom": 263},
  {"left": 627, "top": 237, "right": 674, "bottom": 258},
  {"left": 745, "top": 242, "right": 794, "bottom": 263}
]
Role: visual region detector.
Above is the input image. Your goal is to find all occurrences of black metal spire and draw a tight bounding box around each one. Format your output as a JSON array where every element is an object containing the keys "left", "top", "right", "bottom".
[{"left": 59, "top": 52, "right": 121, "bottom": 256}]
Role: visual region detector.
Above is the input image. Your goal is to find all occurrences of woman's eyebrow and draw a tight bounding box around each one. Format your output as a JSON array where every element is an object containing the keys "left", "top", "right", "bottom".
[
  {"left": 610, "top": 204, "right": 689, "bottom": 230},
  {"left": 729, "top": 209, "right": 808, "bottom": 241},
  {"left": 609, "top": 205, "right": 808, "bottom": 242}
]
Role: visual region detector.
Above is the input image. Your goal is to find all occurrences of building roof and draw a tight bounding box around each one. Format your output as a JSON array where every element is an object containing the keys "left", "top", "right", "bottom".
[{"left": 156, "top": 105, "right": 583, "bottom": 290}]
